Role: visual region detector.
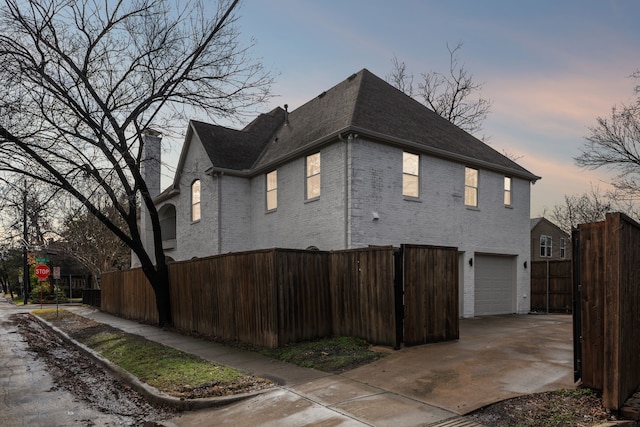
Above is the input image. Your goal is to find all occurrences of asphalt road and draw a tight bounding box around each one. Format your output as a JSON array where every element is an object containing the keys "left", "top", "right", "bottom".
[{"left": 0, "top": 298, "right": 169, "bottom": 427}]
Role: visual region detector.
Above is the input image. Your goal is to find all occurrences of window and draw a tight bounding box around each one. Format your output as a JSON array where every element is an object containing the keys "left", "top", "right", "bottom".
[
  {"left": 306, "top": 152, "right": 321, "bottom": 199},
  {"left": 540, "top": 235, "right": 552, "bottom": 257},
  {"left": 266, "top": 170, "right": 277, "bottom": 211},
  {"left": 191, "top": 180, "right": 201, "bottom": 222},
  {"left": 504, "top": 176, "right": 512, "bottom": 206},
  {"left": 464, "top": 167, "right": 478, "bottom": 207},
  {"left": 560, "top": 238, "right": 566, "bottom": 259},
  {"left": 402, "top": 152, "right": 420, "bottom": 197}
]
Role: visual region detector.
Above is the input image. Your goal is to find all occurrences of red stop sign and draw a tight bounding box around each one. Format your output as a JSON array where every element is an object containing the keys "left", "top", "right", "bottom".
[{"left": 35, "top": 265, "right": 50, "bottom": 280}]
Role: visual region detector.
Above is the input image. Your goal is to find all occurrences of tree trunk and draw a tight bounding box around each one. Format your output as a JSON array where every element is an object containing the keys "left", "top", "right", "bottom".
[
  {"left": 142, "top": 263, "right": 172, "bottom": 327},
  {"left": 153, "top": 263, "right": 173, "bottom": 327}
]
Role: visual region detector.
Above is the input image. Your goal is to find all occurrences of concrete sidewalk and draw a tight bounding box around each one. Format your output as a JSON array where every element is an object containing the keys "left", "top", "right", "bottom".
[{"left": 66, "top": 306, "right": 575, "bottom": 426}]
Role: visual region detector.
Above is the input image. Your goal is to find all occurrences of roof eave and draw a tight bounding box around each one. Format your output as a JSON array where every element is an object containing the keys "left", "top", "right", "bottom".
[
  {"left": 205, "top": 125, "right": 541, "bottom": 183},
  {"left": 348, "top": 126, "right": 541, "bottom": 182}
]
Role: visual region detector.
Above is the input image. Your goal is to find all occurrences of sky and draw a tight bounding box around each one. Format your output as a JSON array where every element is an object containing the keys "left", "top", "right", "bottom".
[{"left": 166, "top": 0, "right": 640, "bottom": 217}]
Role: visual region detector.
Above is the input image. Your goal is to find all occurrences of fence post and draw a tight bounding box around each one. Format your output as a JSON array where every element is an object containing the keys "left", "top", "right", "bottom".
[
  {"left": 572, "top": 227, "right": 582, "bottom": 383},
  {"left": 393, "top": 247, "right": 404, "bottom": 350},
  {"left": 546, "top": 260, "right": 550, "bottom": 314}
]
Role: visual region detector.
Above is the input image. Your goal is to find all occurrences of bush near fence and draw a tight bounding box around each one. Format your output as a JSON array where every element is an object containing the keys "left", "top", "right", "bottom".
[{"left": 100, "top": 245, "right": 459, "bottom": 349}]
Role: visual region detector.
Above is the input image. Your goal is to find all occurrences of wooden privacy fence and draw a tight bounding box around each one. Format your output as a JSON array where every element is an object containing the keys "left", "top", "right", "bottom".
[
  {"left": 530, "top": 260, "right": 572, "bottom": 313},
  {"left": 101, "top": 244, "right": 459, "bottom": 349},
  {"left": 574, "top": 213, "right": 640, "bottom": 410}
]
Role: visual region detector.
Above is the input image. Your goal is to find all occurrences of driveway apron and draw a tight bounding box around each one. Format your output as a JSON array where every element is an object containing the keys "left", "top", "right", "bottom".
[{"left": 342, "top": 314, "right": 575, "bottom": 415}]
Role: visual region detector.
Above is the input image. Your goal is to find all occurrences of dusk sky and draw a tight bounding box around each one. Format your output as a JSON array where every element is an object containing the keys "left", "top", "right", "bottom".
[{"left": 169, "top": 0, "right": 640, "bottom": 217}]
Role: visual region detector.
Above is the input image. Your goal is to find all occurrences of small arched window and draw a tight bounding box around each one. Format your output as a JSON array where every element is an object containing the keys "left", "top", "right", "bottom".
[{"left": 191, "top": 180, "right": 201, "bottom": 222}]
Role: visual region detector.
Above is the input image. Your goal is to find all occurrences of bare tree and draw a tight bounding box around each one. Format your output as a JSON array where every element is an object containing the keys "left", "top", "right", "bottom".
[
  {"left": 0, "top": 175, "right": 61, "bottom": 248},
  {"left": 61, "top": 202, "right": 131, "bottom": 284},
  {"left": 576, "top": 71, "right": 640, "bottom": 199},
  {"left": 0, "top": 0, "right": 272, "bottom": 326},
  {"left": 387, "top": 56, "right": 414, "bottom": 97},
  {"left": 549, "top": 186, "right": 614, "bottom": 234},
  {"left": 387, "top": 43, "right": 492, "bottom": 135}
]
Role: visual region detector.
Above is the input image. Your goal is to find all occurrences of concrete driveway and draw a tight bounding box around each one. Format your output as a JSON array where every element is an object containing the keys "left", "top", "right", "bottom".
[
  {"left": 343, "top": 314, "right": 575, "bottom": 415},
  {"left": 174, "top": 314, "right": 576, "bottom": 426}
]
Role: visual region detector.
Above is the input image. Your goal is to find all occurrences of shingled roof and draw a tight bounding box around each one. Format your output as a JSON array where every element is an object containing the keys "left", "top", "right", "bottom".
[
  {"left": 186, "top": 68, "right": 539, "bottom": 181},
  {"left": 191, "top": 107, "right": 284, "bottom": 171}
]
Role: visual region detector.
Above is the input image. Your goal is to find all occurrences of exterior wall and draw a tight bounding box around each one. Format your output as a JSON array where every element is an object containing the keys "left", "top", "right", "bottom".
[
  {"left": 160, "top": 134, "right": 218, "bottom": 261},
  {"left": 219, "top": 175, "right": 252, "bottom": 253},
  {"left": 347, "top": 138, "right": 532, "bottom": 317},
  {"left": 531, "top": 220, "right": 571, "bottom": 261},
  {"left": 249, "top": 141, "right": 347, "bottom": 251},
  {"left": 160, "top": 135, "right": 533, "bottom": 318}
]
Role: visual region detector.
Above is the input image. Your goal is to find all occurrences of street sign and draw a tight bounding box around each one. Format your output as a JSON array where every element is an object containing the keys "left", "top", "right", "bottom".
[
  {"left": 35, "top": 265, "right": 51, "bottom": 280},
  {"left": 53, "top": 267, "right": 61, "bottom": 280},
  {"left": 35, "top": 257, "right": 50, "bottom": 263}
]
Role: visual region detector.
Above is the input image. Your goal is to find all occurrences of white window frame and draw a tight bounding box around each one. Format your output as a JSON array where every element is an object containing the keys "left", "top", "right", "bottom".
[
  {"left": 191, "top": 179, "right": 201, "bottom": 222},
  {"left": 402, "top": 152, "right": 420, "bottom": 198},
  {"left": 540, "top": 235, "right": 552, "bottom": 258},
  {"left": 560, "top": 238, "right": 566, "bottom": 259},
  {"left": 504, "top": 176, "right": 512, "bottom": 206},
  {"left": 305, "top": 152, "right": 321, "bottom": 200},
  {"left": 266, "top": 170, "right": 277, "bottom": 211},
  {"left": 465, "top": 167, "right": 478, "bottom": 207}
]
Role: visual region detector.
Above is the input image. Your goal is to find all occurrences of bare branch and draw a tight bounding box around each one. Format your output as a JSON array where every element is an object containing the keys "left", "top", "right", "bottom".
[
  {"left": 576, "top": 72, "right": 640, "bottom": 207},
  {"left": 388, "top": 43, "right": 491, "bottom": 135},
  {"left": 0, "top": 0, "right": 272, "bottom": 326}
]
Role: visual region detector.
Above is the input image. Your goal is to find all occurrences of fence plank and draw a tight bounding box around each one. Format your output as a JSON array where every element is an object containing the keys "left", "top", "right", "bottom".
[
  {"left": 579, "top": 220, "right": 606, "bottom": 390},
  {"left": 602, "top": 213, "right": 640, "bottom": 409}
]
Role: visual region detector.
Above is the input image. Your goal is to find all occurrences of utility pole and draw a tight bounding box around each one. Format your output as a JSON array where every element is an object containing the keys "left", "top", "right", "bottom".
[{"left": 22, "top": 179, "right": 28, "bottom": 305}]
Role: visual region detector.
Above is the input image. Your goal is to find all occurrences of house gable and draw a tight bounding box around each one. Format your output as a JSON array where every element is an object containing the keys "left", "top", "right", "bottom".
[{"left": 530, "top": 217, "right": 571, "bottom": 261}]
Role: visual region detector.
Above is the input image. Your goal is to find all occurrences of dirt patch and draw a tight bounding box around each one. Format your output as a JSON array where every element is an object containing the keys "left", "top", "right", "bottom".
[
  {"left": 467, "top": 388, "right": 621, "bottom": 427},
  {"left": 9, "top": 313, "right": 176, "bottom": 425}
]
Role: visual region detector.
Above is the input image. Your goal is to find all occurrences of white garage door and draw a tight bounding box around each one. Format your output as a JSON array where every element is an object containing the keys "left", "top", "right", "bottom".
[{"left": 474, "top": 255, "right": 516, "bottom": 316}]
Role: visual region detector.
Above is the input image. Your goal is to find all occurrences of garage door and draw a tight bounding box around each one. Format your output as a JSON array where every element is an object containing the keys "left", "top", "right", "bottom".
[{"left": 474, "top": 255, "right": 516, "bottom": 316}]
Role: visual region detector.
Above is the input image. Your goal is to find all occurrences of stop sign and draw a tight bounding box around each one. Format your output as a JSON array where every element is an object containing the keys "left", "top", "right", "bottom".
[{"left": 35, "top": 265, "right": 50, "bottom": 280}]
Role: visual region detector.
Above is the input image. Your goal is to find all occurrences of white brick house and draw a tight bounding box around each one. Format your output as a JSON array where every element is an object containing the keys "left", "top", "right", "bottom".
[{"left": 147, "top": 69, "right": 540, "bottom": 318}]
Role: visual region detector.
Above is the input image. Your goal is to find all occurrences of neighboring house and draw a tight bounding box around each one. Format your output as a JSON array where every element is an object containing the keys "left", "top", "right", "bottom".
[
  {"left": 142, "top": 69, "right": 541, "bottom": 318},
  {"left": 530, "top": 217, "right": 571, "bottom": 261}
]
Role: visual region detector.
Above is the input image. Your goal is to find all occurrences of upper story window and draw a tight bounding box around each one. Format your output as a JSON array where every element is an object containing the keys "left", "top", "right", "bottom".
[
  {"left": 504, "top": 176, "right": 512, "bottom": 206},
  {"left": 266, "top": 170, "right": 277, "bottom": 211},
  {"left": 306, "top": 152, "right": 321, "bottom": 200},
  {"left": 540, "top": 235, "right": 552, "bottom": 257},
  {"left": 191, "top": 179, "right": 201, "bottom": 222},
  {"left": 402, "top": 152, "right": 420, "bottom": 198},
  {"left": 464, "top": 167, "right": 478, "bottom": 207},
  {"left": 560, "top": 238, "right": 566, "bottom": 259}
]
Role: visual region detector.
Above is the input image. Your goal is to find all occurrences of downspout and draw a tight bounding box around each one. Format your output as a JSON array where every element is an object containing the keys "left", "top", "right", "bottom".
[{"left": 339, "top": 133, "right": 349, "bottom": 248}]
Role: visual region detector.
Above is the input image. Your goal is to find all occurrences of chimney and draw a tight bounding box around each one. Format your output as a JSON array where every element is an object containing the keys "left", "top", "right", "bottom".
[
  {"left": 134, "top": 129, "right": 162, "bottom": 267},
  {"left": 141, "top": 129, "right": 162, "bottom": 199},
  {"left": 284, "top": 104, "right": 289, "bottom": 126}
]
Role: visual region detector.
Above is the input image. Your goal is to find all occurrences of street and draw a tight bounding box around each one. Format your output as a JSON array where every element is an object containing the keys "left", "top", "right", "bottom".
[{"left": 0, "top": 298, "right": 173, "bottom": 426}]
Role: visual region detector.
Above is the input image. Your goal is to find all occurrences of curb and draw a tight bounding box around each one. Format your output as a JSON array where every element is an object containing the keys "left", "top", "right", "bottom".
[{"left": 31, "top": 313, "right": 271, "bottom": 411}]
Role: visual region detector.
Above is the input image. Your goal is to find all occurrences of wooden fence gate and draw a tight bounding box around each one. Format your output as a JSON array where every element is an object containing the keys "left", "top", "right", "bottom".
[
  {"left": 399, "top": 244, "right": 459, "bottom": 346},
  {"left": 573, "top": 213, "right": 640, "bottom": 410},
  {"left": 530, "top": 260, "right": 572, "bottom": 313}
]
